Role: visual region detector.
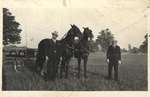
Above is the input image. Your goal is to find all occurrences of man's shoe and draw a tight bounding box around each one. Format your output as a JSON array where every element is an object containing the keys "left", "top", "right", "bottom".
[
  {"left": 106, "top": 76, "right": 112, "bottom": 80},
  {"left": 114, "top": 78, "right": 119, "bottom": 81}
]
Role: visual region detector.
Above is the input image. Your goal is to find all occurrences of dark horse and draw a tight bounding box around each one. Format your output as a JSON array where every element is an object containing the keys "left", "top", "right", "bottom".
[
  {"left": 35, "top": 24, "right": 82, "bottom": 78},
  {"left": 74, "top": 27, "right": 94, "bottom": 78},
  {"left": 59, "top": 25, "right": 82, "bottom": 78}
]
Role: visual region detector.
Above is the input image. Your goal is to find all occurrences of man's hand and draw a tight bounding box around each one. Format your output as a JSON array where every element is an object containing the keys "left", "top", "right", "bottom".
[
  {"left": 46, "top": 56, "right": 48, "bottom": 60},
  {"left": 106, "top": 59, "right": 109, "bottom": 63},
  {"left": 118, "top": 60, "right": 122, "bottom": 65},
  {"left": 60, "top": 57, "right": 63, "bottom": 61}
]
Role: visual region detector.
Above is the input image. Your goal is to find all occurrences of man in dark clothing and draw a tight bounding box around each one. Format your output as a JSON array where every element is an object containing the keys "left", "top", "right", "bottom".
[
  {"left": 106, "top": 40, "right": 121, "bottom": 81},
  {"left": 45, "top": 31, "right": 60, "bottom": 80}
]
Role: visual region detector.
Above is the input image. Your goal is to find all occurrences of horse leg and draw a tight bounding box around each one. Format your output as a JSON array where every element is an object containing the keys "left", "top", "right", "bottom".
[
  {"left": 35, "top": 53, "right": 44, "bottom": 72},
  {"left": 78, "top": 58, "right": 81, "bottom": 78},
  {"left": 41, "top": 58, "right": 48, "bottom": 76},
  {"left": 60, "top": 59, "right": 65, "bottom": 78},
  {"left": 65, "top": 59, "right": 70, "bottom": 78},
  {"left": 84, "top": 57, "right": 88, "bottom": 78}
]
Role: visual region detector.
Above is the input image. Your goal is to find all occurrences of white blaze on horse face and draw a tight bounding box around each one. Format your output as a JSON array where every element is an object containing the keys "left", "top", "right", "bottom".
[
  {"left": 74, "top": 37, "right": 79, "bottom": 43},
  {"left": 88, "top": 37, "right": 91, "bottom": 41},
  {"left": 74, "top": 37, "right": 79, "bottom": 40}
]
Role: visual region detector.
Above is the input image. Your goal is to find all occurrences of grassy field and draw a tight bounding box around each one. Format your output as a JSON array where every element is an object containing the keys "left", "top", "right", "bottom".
[{"left": 2, "top": 52, "right": 147, "bottom": 91}]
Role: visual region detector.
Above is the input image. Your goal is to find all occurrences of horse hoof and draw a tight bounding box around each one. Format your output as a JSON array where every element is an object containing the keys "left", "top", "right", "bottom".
[
  {"left": 84, "top": 76, "right": 87, "bottom": 79},
  {"left": 65, "top": 76, "right": 68, "bottom": 79},
  {"left": 60, "top": 76, "right": 62, "bottom": 79}
]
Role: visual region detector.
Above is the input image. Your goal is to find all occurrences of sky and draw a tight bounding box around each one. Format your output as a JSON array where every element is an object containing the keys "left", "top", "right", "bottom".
[{"left": 2, "top": 0, "right": 150, "bottom": 49}]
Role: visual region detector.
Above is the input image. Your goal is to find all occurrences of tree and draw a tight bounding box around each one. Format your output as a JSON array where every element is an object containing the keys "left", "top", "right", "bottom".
[
  {"left": 128, "top": 44, "right": 132, "bottom": 53},
  {"left": 89, "top": 40, "right": 99, "bottom": 52},
  {"left": 96, "top": 28, "right": 114, "bottom": 52},
  {"left": 3, "top": 8, "right": 22, "bottom": 45},
  {"left": 139, "top": 33, "right": 148, "bottom": 53},
  {"left": 121, "top": 48, "right": 128, "bottom": 52},
  {"left": 130, "top": 47, "right": 139, "bottom": 53}
]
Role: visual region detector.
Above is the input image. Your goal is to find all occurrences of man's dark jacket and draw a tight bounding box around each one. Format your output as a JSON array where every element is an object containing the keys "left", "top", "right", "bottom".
[
  {"left": 41, "top": 38, "right": 60, "bottom": 60},
  {"left": 106, "top": 45, "right": 121, "bottom": 62}
]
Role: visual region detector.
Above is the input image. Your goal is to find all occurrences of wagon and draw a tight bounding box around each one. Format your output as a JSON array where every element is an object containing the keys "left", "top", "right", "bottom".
[
  {"left": 3, "top": 46, "right": 38, "bottom": 72},
  {"left": 3, "top": 46, "right": 37, "bottom": 58}
]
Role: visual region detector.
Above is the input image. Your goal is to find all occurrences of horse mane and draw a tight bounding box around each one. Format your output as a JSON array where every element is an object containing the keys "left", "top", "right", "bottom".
[
  {"left": 60, "top": 28, "right": 73, "bottom": 43},
  {"left": 60, "top": 25, "right": 82, "bottom": 43}
]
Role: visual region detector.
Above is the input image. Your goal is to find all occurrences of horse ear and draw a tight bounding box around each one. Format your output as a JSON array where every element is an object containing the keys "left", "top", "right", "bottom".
[{"left": 70, "top": 24, "right": 73, "bottom": 27}]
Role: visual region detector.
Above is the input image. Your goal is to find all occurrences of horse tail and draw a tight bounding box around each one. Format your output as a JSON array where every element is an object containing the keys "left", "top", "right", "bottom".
[{"left": 35, "top": 39, "right": 48, "bottom": 72}]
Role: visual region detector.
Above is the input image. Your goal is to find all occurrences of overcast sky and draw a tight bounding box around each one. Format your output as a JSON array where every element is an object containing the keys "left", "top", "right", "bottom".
[{"left": 3, "top": 0, "right": 149, "bottom": 49}]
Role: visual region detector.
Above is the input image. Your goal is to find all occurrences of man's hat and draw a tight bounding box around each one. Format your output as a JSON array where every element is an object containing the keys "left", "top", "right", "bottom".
[
  {"left": 112, "top": 40, "right": 118, "bottom": 43},
  {"left": 52, "top": 31, "right": 58, "bottom": 36}
]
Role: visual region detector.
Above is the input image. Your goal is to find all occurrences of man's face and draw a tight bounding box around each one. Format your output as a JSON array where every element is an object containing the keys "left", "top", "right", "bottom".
[
  {"left": 52, "top": 34, "right": 58, "bottom": 40},
  {"left": 113, "top": 41, "right": 117, "bottom": 46}
]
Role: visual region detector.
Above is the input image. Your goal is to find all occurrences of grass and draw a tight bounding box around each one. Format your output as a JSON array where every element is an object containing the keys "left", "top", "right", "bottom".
[{"left": 2, "top": 52, "right": 148, "bottom": 91}]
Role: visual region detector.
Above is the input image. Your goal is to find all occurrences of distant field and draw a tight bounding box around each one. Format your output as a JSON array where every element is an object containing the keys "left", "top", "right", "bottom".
[{"left": 2, "top": 52, "right": 147, "bottom": 91}]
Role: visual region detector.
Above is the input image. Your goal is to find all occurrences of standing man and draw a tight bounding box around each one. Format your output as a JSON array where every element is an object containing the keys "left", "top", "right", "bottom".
[
  {"left": 106, "top": 40, "right": 121, "bottom": 81},
  {"left": 45, "top": 31, "right": 60, "bottom": 81}
]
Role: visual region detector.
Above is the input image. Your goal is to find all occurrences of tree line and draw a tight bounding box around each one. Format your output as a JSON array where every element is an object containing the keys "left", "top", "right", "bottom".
[{"left": 3, "top": 8, "right": 148, "bottom": 54}]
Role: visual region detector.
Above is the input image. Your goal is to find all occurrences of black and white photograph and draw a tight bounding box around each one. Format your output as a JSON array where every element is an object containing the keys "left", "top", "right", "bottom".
[{"left": 2, "top": 0, "right": 149, "bottom": 92}]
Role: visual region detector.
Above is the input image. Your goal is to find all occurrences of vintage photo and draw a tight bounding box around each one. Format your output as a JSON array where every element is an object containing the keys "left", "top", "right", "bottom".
[{"left": 2, "top": 0, "right": 149, "bottom": 91}]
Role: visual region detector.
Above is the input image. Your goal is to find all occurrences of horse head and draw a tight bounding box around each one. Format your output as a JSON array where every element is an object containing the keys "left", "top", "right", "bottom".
[
  {"left": 61, "top": 24, "right": 82, "bottom": 46},
  {"left": 83, "top": 27, "right": 94, "bottom": 41},
  {"left": 69, "top": 24, "right": 82, "bottom": 39}
]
